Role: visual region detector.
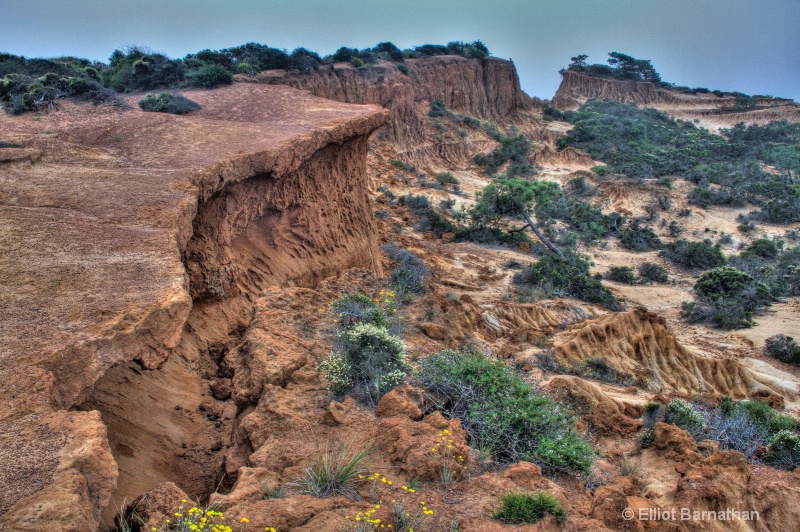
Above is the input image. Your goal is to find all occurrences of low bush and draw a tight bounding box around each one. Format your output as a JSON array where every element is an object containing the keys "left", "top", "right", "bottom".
[
  {"left": 682, "top": 266, "right": 772, "bottom": 329},
  {"left": 619, "top": 221, "right": 662, "bottom": 251},
  {"left": 434, "top": 172, "right": 459, "bottom": 186},
  {"left": 185, "top": 63, "right": 232, "bottom": 88},
  {"left": 493, "top": 491, "right": 567, "bottom": 524},
  {"left": 764, "top": 430, "right": 800, "bottom": 470},
  {"left": 746, "top": 239, "right": 779, "bottom": 259},
  {"left": 418, "top": 349, "right": 594, "bottom": 474},
  {"left": 564, "top": 176, "right": 598, "bottom": 197},
  {"left": 661, "top": 239, "right": 725, "bottom": 270},
  {"left": 429, "top": 98, "right": 447, "bottom": 117},
  {"left": 138, "top": 92, "right": 200, "bottom": 114},
  {"left": 514, "top": 251, "right": 618, "bottom": 308},
  {"left": 606, "top": 266, "right": 636, "bottom": 284},
  {"left": 765, "top": 334, "right": 800, "bottom": 364},
  {"left": 382, "top": 243, "right": 430, "bottom": 298},
  {"left": 331, "top": 293, "right": 390, "bottom": 330},
  {"left": 322, "top": 323, "right": 409, "bottom": 403},
  {"left": 644, "top": 396, "right": 798, "bottom": 464},
  {"left": 474, "top": 126, "right": 536, "bottom": 177},
  {"left": 663, "top": 399, "right": 705, "bottom": 436},
  {"left": 639, "top": 262, "right": 669, "bottom": 283}
]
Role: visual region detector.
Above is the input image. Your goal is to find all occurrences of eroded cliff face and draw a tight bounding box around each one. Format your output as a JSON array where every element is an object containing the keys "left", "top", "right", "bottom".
[
  {"left": 248, "top": 56, "right": 540, "bottom": 170},
  {"left": 553, "top": 70, "right": 800, "bottom": 128},
  {"left": 0, "top": 83, "right": 387, "bottom": 530}
]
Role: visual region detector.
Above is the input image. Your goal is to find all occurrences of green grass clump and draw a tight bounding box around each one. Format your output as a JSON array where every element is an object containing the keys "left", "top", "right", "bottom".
[
  {"left": 298, "top": 445, "right": 371, "bottom": 499},
  {"left": 493, "top": 491, "right": 567, "bottom": 524}
]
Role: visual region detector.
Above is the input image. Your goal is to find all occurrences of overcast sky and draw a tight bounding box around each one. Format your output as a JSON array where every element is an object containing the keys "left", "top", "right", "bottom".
[{"left": 2, "top": 0, "right": 798, "bottom": 100}]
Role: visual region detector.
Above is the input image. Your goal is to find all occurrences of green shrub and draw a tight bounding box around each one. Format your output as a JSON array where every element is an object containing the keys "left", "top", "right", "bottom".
[
  {"left": 765, "top": 335, "right": 800, "bottom": 364},
  {"left": 514, "top": 251, "right": 618, "bottom": 308},
  {"left": 656, "top": 176, "right": 674, "bottom": 189},
  {"left": 619, "top": 221, "right": 662, "bottom": 251},
  {"left": 661, "top": 239, "right": 726, "bottom": 270},
  {"left": 764, "top": 430, "right": 800, "bottom": 470},
  {"left": 746, "top": 239, "right": 779, "bottom": 259},
  {"left": 429, "top": 98, "right": 447, "bottom": 117},
  {"left": 331, "top": 293, "right": 390, "bottom": 330},
  {"left": 493, "top": 491, "right": 567, "bottom": 524},
  {"left": 565, "top": 176, "right": 598, "bottom": 197},
  {"left": 664, "top": 399, "right": 705, "bottom": 435},
  {"left": 326, "top": 323, "right": 409, "bottom": 403},
  {"left": 735, "top": 399, "right": 796, "bottom": 434},
  {"left": 639, "top": 262, "right": 668, "bottom": 283},
  {"left": 606, "top": 266, "right": 636, "bottom": 284},
  {"left": 418, "top": 350, "right": 594, "bottom": 474},
  {"left": 474, "top": 126, "right": 536, "bottom": 177},
  {"left": 185, "top": 63, "right": 233, "bottom": 88},
  {"left": 103, "top": 47, "right": 185, "bottom": 92},
  {"left": 435, "top": 172, "right": 459, "bottom": 186},
  {"left": 138, "top": 92, "right": 200, "bottom": 114},
  {"left": 382, "top": 243, "right": 430, "bottom": 298},
  {"left": 682, "top": 266, "right": 771, "bottom": 329}
]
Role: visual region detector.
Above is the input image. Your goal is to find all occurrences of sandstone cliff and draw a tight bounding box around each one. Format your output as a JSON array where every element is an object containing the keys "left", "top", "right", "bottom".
[
  {"left": 552, "top": 71, "right": 800, "bottom": 129},
  {"left": 0, "top": 83, "right": 387, "bottom": 530}
]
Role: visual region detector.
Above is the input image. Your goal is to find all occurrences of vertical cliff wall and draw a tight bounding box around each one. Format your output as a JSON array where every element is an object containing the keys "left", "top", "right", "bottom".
[{"left": 251, "top": 56, "right": 536, "bottom": 150}]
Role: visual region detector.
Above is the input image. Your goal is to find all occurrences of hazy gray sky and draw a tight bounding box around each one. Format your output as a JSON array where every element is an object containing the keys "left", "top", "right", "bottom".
[{"left": 2, "top": 0, "right": 798, "bottom": 100}]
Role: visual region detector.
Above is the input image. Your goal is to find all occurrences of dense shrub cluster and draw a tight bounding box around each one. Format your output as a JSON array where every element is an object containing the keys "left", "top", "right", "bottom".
[
  {"left": 765, "top": 334, "right": 800, "bottom": 364},
  {"left": 729, "top": 243, "right": 800, "bottom": 298},
  {"left": 513, "top": 250, "right": 618, "bottom": 308},
  {"left": 643, "top": 397, "right": 799, "bottom": 469},
  {"left": 661, "top": 239, "right": 725, "bottom": 270},
  {"left": 138, "top": 92, "right": 200, "bottom": 114},
  {"left": 639, "top": 262, "right": 669, "bottom": 283},
  {"left": 474, "top": 126, "right": 537, "bottom": 177},
  {"left": 558, "top": 100, "right": 800, "bottom": 223},
  {"left": 618, "top": 221, "right": 662, "bottom": 251},
  {"left": 606, "top": 266, "right": 636, "bottom": 284},
  {"left": 418, "top": 349, "right": 594, "bottom": 474},
  {"left": 0, "top": 53, "right": 122, "bottom": 113},
  {"left": 681, "top": 266, "right": 772, "bottom": 329}
]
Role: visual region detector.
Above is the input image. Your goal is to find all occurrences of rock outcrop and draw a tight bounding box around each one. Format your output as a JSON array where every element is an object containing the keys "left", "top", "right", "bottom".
[
  {"left": 0, "top": 83, "right": 387, "bottom": 529},
  {"left": 552, "top": 70, "right": 800, "bottom": 129},
  {"left": 553, "top": 309, "right": 789, "bottom": 399}
]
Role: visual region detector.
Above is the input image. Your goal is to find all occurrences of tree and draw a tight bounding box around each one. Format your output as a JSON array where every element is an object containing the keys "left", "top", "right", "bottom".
[
  {"left": 569, "top": 54, "right": 588, "bottom": 68},
  {"left": 470, "top": 176, "right": 564, "bottom": 257}
]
